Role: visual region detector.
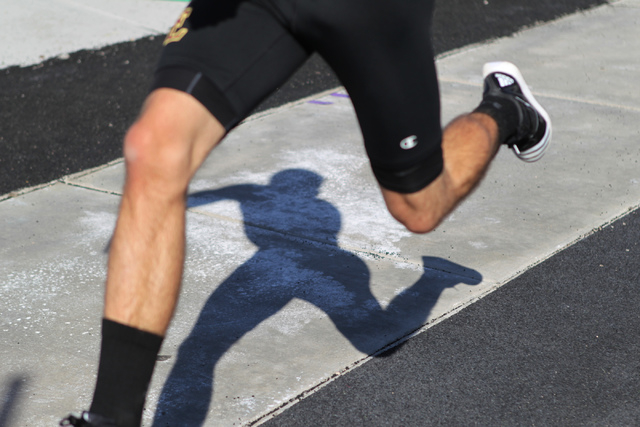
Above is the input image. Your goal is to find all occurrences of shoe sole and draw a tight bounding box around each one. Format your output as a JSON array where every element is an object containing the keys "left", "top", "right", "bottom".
[{"left": 483, "top": 61, "right": 552, "bottom": 162}]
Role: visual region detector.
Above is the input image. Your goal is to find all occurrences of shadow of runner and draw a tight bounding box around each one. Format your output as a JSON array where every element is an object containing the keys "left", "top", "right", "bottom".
[
  {"left": 153, "top": 169, "right": 481, "bottom": 426},
  {"left": 0, "top": 375, "right": 28, "bottom": 427}
]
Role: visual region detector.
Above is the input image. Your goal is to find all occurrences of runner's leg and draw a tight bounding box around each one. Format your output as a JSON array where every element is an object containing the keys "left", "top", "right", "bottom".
[
  {"left": 382, "top": 61, "right": 552, "bottom": 233},
  {"left": 292, "top": 0, "right": 540, "bottom": 235},
  {"left": 82, "top": 89, "right": 226, "bottom": 427},
  {"left": 105, "top": 88, "right": 225, "bottom": 336}
]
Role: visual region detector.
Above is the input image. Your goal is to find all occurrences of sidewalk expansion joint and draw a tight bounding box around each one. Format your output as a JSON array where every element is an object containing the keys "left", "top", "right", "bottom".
[
  {"left": 61, "top": 180, "right": 123, "bottom": 197},
  {"left": 188, "top": 207, "right": 483, "bottom": 281},
  {"left": 439, "top": 76, "right": 640, "bottom": 113}
]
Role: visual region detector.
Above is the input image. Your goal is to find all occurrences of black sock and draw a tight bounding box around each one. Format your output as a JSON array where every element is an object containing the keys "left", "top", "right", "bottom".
[
  {"left": 90, "top": 319, "right": 163, "bottom": 427},
  {"left": 473, "top": 96, "right": 520, "bottom": 145}
]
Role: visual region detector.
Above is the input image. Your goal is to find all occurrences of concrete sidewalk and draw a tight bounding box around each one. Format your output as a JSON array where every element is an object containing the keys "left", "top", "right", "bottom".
[
  {"left": 2, "top": 0, "right": 640, "bottom": 425},
  {"left": 0, "top": 0, "right": 185, "bottom": 68}
]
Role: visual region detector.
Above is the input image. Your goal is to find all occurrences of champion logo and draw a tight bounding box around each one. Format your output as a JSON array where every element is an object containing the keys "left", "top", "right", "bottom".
[
  {"left": 495, "top": 73, "right": 515, "bottom": 88},
  {"left": 400, "top": 135, "right": 418, "bottom": 150}
]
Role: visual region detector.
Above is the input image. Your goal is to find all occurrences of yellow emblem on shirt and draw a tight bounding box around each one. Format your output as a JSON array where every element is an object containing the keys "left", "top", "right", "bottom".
[{"left": 164, "top": 7, "right": 193, "bottom": 46}]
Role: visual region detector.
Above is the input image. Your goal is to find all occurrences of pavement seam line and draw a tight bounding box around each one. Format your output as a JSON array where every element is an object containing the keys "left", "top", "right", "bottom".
[
  {"left": 188, "top": 207, "right": 484, "bottom": 280},
  {"left": 0, "top": 155, "right": 481, "bottom": 282},
  {"left": 62, "top": 181, "right": 123, "bottom": 197},
  {"left": 438, "top": 77, "right": 640, "bottom": 113},
  {"left": 0, "top": 159, "right": 125, "bottom": 202},
  {"left": 43, "top": 183, "right": 467, "bottom": 280}
]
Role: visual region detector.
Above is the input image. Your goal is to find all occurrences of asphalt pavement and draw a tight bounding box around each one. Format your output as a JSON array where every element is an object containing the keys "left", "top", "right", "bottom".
[{"left": 2, "top": 0, "right": 640, "bottom": 426}]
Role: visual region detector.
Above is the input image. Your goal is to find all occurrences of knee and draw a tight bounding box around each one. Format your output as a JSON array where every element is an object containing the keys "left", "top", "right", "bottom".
[{"left": 123, "top": 119, "right": 192, "bottom": 195}]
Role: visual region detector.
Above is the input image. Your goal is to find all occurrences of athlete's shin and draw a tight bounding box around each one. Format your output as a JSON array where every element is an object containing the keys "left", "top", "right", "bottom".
[
  {"left": 104, "top": 124, "right": 189, "bottom": 335},
  {"left": 441, "top": 113, "right": 500, "bottom": 198}
]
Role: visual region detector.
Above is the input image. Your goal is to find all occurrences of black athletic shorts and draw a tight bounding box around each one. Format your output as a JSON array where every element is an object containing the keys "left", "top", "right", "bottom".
[{"left": 152, "top": 0, "right": 443, "bottom": 193}]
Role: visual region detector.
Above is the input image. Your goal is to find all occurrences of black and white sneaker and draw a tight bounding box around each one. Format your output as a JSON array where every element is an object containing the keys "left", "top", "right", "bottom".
[
  {"left": 60, "top": 411, "right": 118, "bottom": 427},
  {"left": 482, "top": 61, "right": 551, "bottom": 162}
]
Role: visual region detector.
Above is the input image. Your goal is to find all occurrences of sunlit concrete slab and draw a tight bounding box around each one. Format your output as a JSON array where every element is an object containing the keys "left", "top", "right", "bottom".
[
  {"left": 0, "top": 184, "right": 118, "bottom": 426},
  {"left": 437, "top": 0, "right": 640, "bottom": 111},
  {"left": 0, "top": 0, "right": 185, "bottom": 67}
]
